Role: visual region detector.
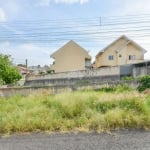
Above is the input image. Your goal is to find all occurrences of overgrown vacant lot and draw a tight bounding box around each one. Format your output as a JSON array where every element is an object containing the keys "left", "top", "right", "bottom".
[{"left": 0, "top": 86, "right": 150, "bottom": 134}]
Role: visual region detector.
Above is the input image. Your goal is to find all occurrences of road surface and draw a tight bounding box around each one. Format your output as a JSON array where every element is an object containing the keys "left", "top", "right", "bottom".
[{"left": 0, "top": 129, "right": 150, "bottom": 150}]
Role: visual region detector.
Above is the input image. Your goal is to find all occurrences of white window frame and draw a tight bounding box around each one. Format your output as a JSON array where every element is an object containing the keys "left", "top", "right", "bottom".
[
  {"left": 108, "top": 55, "right": 114, "bottom": 61},
  {"left": 129, "top": 55, "right": 136, "bottom": 60}
]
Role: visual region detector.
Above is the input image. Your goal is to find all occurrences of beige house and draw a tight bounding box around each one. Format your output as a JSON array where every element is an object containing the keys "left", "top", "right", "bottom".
[
  {"left": 95, "top": 35, "right": 147, "bottom": 68},
  {"left": 50, "top": 40, "right": 91, "bottom": 73}
]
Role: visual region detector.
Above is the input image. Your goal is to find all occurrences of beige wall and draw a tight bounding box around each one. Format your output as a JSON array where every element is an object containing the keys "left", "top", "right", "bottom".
[
  {"left": 95, "top": 37, "right": 145, "bottom": 68},
  {"left": 50, "top": 41, "right": 91, "bottom": 73},
  {"left": 126, "top": 43, "right": 144, "bottom": 64}
]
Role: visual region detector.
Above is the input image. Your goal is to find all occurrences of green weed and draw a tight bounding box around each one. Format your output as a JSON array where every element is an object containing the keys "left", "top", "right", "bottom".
[{"left": 0, "top": 89, "right": 149, "bottom": 134}]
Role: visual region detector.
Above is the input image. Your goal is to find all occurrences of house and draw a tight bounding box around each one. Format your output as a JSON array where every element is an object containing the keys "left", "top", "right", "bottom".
[
  {"left": 17, "top": 65, "right": 28, "bottom": 75},
  {"left": 28, "top": 65, "right": 50, "bottom": 75},
  {"left": 50, "top": 40, "right": 91, "bottom": 73},
  {"left": 17, "top": 65, "right": 29, "bottom": 86},
  {"left": 95, "top": 35, "right": 147, "bottom": 68}
]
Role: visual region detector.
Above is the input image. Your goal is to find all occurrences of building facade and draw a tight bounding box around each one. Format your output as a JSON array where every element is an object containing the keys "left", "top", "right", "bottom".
[
  {"left": 95, "top": 35, "right": 147, "bottom": 68},
  {"left": 50, "top": 40, "right": 91, "bottom": 73}
]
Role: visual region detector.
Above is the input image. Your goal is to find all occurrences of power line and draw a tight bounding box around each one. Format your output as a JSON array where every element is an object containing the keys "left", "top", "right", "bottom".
[
  {"left": 0, "top": 14, "right": 150, "bottom": 45},
  {"left": 0, "top": 12, "right": 150, "bottom": 24},
  {"left": 1, "top": 13, "right": 150, "bottom": 27}
]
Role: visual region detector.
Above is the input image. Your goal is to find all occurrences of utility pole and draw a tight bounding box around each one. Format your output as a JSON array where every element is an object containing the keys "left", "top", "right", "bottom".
[
  {"left": 25, "top": 59, "right": 28, "bottom": 74},
  {"left": 25, "top": 59, "right": 28, "bottom": 68},
  {"left": 99, "top": 17, "right": 102, "bottom": 26}
]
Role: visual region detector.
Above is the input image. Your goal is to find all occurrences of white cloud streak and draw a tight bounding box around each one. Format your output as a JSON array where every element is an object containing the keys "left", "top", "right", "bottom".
[
  {"left": 112, "top": 0, "right": 150, "bottom": 16},
  {"left": 123, "top": 0, "right": 150, "bottom": 13},
  {"left": 38, "top": 0, "right": 89, "bottom": 6},
  {"left": 0, "top": 8, "right": 7, "bottom": 22}
]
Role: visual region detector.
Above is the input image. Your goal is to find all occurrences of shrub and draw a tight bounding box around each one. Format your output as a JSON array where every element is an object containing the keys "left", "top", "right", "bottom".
[
  {"left": 0, "top": 54, "right": 22, "bottom": 84},
  {"left": 115, "top": 84, "right": 132, "bottom": 92},
  {"left": 95, "top": 84, "right": 132, "bottom": 93},
  {"left": 121, "top": 76, "right": 134, "bottom": 81},
  {"left": 137, "top": 75, "right": 150, "bottom": 92}
]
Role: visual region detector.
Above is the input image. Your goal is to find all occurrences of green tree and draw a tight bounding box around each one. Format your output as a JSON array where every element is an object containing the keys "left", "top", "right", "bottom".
[{"left": 0, "top": 54, "right": 22, "bottom": 85}]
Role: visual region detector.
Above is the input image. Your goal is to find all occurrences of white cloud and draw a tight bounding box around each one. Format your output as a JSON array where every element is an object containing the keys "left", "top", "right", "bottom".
[
  {"left": 0, "top": 0, "right": 26, "bottom": 21},
  {"left": 19, "top": 43, "right": 42, "bottom": 52},
  {"left": 116, "top": 0, "right": 150, "bottom": 15},
  {"left": 0, "top": 8, "right": 7, "bottom": 22},
  {"left": 54, "top": 0, "right": 89, "bottom": 4},
  {"left": 38, "top": 0, "right": 89, "bottom": 6},
  {"left": 0, "top": 42, "right": 52, "bottom": 66},
  {"left": 124, "top": 0, "right": 150, "bottom": 13},
  {"left": 0, "top": 41, "right": 10, "bottom": 47},
  {"left": 16, "top": 43, "right": 51, "bottom": 66}
]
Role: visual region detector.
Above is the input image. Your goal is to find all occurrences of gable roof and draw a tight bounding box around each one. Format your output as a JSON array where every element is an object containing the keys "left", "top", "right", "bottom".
[
  {"left": 96, "top": 35, "right": 147, "bottom": 58},
  {"left": 50, "top": 40, "right": 91, "bottom": 59}
]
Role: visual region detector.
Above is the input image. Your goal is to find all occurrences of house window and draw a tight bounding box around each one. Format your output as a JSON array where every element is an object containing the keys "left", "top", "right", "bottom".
[
  {"left": 129, "top": 55, "right": 136, "bottom": 60},
  {"left": 108, "top": 55, "right": 114, "bottom": 60},
  {"left": 85, "top": 59, "right": 91, "bottom": 67}
]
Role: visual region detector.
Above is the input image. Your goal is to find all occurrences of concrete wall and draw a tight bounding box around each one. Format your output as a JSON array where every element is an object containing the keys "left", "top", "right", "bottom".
[
  {"left": 25, "top": 65, "right": 142, "bottom": 87},
  {"left": 25, "top": 62, "right": 150, "bottom": 87},
  {"left": 25, "top": 66, "right": 120, "bottom": 86},
  {"left": 133, "top": 63, "right": 150, "bottom": 77},
  {"left": 120, "top": 64, "right": 133, "bottom": 76},
  {"left": 27, "top": 66, "right": 120, "bottom": 81},
  {"left": 0, "top": 86, "right": 72, "bottom": 97},
  {"left": 25, "top": 75, "right": 120, "bottom": 86},
  {"left": 0, "top": 80, "right": 139, "bottom": 97}
]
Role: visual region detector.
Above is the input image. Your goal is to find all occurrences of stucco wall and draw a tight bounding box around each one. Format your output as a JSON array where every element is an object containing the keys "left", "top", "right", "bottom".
[
  {"left": 126, "top": 43, "right": 144, "bottom": 64},
  {"left": 95, "top": 37, "right": 144, "bottom": 68},
  {"left": 50, "top": 41, "right": 91, "bottom": 73},
  {"left": 96, "top": 38, "right": 127, "bottom": 67}
]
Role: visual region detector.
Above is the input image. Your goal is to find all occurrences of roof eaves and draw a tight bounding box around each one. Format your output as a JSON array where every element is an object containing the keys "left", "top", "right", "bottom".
[
  {"left": 96, "top": 35, "right": 127, "bottom": 57},
  {"left": 96, "top": 35, "right": 147, "bottom": 57},
  {"left": 129, "top": 40, "right": 147, "bottom": 53}
]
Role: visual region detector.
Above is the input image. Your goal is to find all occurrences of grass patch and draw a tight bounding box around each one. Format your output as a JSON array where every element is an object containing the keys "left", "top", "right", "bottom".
[{"left": 0, "top": 89, "right": 149, "bottom": 134}]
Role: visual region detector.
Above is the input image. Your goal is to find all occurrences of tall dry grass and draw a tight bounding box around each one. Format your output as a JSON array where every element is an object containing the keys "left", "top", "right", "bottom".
[{"left": 0, "top": 87, "right": 149, "bottom": 134}]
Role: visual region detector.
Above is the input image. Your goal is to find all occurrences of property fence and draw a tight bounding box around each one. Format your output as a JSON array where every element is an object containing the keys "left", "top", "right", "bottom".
[
  {"left": 25, "top": 66, "right": 121, "bottom": 86},
  {"left": 26, "top": 66, "right": 120, "bottom": 81},
  {"left": 0, "top": 80, "right": 139, "bottom": 97},
  {"left": 25, "top": 62, "right": 150, "bottom": 87}
]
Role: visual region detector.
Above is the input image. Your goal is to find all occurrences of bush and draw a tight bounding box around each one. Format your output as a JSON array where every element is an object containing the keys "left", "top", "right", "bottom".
[
  {"left": 95, "top": 84, "right": 132, "bottom": 93},
  {"left": 121, "top": 76, "right": 134, "bottom": 81},
  {"left": 0, "top": 54, "right": 22, "bottom": 84},
  {"left": 137, "top": 75, "right": 150, "bottom": 92}
]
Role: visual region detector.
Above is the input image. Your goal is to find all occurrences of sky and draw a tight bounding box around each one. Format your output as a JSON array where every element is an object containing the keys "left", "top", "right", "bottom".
[{"left": 0, "top": 0, "right": 150, "bottom": 66}]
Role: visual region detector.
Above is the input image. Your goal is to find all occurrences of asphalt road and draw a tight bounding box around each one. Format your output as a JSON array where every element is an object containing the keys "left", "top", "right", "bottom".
[{"left": 0, "top": 129, "right": 150, "bottom": 150}]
